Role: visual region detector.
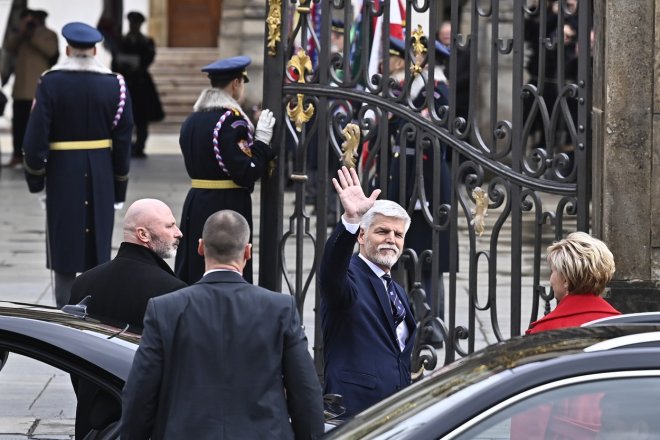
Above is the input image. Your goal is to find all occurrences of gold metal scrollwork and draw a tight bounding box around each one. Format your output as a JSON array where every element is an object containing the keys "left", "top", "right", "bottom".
[
  {"left": 266, "top": 0, "right": 282, "bottom": 56},
  {"left": 341, "top": 123, "right": 361, "bottom": 168},
  {"left": 470, "top": 187, "right": 491, "bottom": 237},
  {"left": 286, "top": 49, "right": 315, "bottom": 132},
  {"left": 410, "top": 25, "right": 427, "bottom": 76}
]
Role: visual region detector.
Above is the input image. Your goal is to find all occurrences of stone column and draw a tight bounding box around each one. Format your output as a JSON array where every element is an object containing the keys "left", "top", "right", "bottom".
[
  {"left": 149, "top": 0, "right": 167, "bottom": 47},
  {"left": 592, "top": 0, "right": 660, "bottom": 310},
  {"left": 218, "top": 0, "right": 267, "bottom": 107}
]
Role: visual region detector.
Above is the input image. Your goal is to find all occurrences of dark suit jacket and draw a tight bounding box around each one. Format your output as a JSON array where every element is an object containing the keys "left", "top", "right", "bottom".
[
  {"left": 319, "top": 222, "right": 417, "bottom": 417},
  {"left": 69, "top": 242, "right": 187, "bottom": 330},
  {"left": 121, "top": 270, "right": 324, "bottom": 440}
]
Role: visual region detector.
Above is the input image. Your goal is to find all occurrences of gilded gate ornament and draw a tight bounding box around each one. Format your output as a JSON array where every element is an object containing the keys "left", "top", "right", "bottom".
[
  {"left": 340, "top": 123, "right": 361, "bottom": 168},
  {"left": 411, "top": 25, "right": 427, "bottom": 76},
  {"left": 286, "top": 49, "right": 315, "bottom": 132},
  {"left": 266, "top": 0, "right": 282, "bottom": 56},
  {"left": 471, "top": 187, "right": 490, "bottom": 237}
]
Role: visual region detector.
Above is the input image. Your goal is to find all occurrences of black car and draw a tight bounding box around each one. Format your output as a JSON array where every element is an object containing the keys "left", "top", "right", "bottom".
[
  {"left": 0, "top": 301, "right": 138, "bottom": 439},
  {"left": 325, "top": 324, "right": 660, "bottom": 439}
]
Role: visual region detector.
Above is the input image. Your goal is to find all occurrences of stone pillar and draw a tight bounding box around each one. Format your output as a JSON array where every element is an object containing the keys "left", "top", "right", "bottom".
[
  {"left": 218, "top": 0, "right": 266, "bottom": 107},
  {"left": 592, "top": 0, "right": 660, "bottom": 311},
  {"left": 149, "top": 0, "right": 168, "bottom": 48}
]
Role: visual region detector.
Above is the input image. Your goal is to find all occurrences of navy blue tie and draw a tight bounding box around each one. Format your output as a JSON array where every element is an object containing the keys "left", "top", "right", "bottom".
[{"left": 382, "top": 274, "right": 406, "bottom": 326}]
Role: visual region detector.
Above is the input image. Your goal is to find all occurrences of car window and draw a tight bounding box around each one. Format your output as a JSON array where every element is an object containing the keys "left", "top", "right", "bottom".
[
  {"left": 450, "top": 375, "right": 660, "bottom": 440},
  {"left": 0, "top": 352, "right": 76, "bottom": 436}
]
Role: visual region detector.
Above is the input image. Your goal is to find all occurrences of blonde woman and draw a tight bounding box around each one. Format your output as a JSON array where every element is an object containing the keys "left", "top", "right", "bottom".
[{"left": 527, "top": 231, "right": 620, "bottom": 334}]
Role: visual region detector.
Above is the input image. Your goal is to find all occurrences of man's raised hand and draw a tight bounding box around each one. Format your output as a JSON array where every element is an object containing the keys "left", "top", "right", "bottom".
[{"left": 332, "top": 166, "right": 381, "bottom": 224}]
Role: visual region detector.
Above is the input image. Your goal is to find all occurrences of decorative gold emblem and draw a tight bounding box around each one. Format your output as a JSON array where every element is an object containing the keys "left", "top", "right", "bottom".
[
  {"left": 410, "top": 25, "right": 427, "bottom": 76},
  {"left": 341, "top": 123, "right": 361, "bottom": 169},
  {"left": 238, "top": 139, "right": 253, "bottom": 157},
  {"left": 266, "top": 0, "right": 282, "bottom": 56},
  {"left": 470, "top": 187, "right": 491, "bottom": 237},
  {"left": 286, "top": 49, "right": 315, "bottom": 132}
]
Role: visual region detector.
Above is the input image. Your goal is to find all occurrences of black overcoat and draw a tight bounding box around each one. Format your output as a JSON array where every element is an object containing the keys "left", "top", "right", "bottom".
[{"left": 23, "top": 62, "right": 133, "bottom": 273}]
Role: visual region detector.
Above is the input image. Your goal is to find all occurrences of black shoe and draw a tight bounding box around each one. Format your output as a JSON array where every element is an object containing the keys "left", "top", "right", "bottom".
[{"left": 132, "top": 150, "right": 147, "bottom": 159}]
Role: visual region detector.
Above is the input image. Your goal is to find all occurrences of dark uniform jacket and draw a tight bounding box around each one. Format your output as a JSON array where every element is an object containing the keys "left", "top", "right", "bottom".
[
  {"left": 68, "top": 242, "right": 186, "bottom": 439},
  {"left": 69, "top": 242, "right": 186, "bottom": 330},
  {"left": 121, "top": 270, "right": 325, "bottom": 440},
  {"left": 23, "top": 56, "right": 133, "bottom": 273},
  {"left": 388, "top": 70, "right": 452, "bottom": 272},
  {"left": 174, "top": 89, "right": 276, "bottom": 284},
  {"left": 319, "top": 222, "right": 417, "bottom": 417}
]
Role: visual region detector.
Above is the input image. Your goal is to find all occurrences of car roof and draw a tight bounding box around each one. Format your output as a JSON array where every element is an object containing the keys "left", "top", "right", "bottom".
[
  {"left": 0, "top": 301, "right": 139, "bottom": 380},
  {"left": 325, "top": 324, "right": 660, "bottom": 439},
  {"left": 582, "top": 312, "right": 660, "bottom": 326}
]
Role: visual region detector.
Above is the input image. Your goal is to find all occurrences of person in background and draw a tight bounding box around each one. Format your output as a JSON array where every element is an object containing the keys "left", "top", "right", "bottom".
[
  {"left": 527, "top": 231, "right": 620, "bottom": 334},
  {"left": 122, "top": 210, "right": 324, "bottom": 439},
  {"left": 22, "top": 22, "right": 133, "bottom": 307},
  {"left": 4, "top": 9, "right": 58, "bottom": 169},
  {"left": 69, "top": 198, "right": 186, "bottom": 330},
  {"left": 511, "top": 231, "right": 620, "bottom": 439},
  {"left": 68, "top": 199, "right": 185, "bottom": 439},
  {"left": 174, "top": 56, "right": 276, "bottom": 284},
  {"left": 112, "top": 11, "right": 164, "bottom": 158},
  {"left": 320, "top": 166, "right": 417, "bottom": 418}
]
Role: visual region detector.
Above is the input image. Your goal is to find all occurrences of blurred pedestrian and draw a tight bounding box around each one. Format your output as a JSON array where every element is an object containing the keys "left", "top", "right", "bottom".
[
  {"left": 3, "top": 9, "right": 58, "bottom": 168},
  {"left": 112, "top": 11, "right": 164, "bottom": 158},
  {"left": 22, "top": 22, "right": 133, "bottom": 307},
  {"left": 122, "top": 210, "right": 324, "bottom": 439},
  {"left": 174, "top": 56, "right": 276, "bottom": 284}
]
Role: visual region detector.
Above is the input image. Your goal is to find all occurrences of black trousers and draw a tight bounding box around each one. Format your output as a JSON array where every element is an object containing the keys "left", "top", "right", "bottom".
[{"left": 12, "top": 99, "right": 32, "bottom": 157}]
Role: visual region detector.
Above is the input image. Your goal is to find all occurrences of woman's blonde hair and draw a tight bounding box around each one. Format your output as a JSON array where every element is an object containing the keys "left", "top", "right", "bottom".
[{"left": 546, "top": 231, "right": 615, "bottom": 295}]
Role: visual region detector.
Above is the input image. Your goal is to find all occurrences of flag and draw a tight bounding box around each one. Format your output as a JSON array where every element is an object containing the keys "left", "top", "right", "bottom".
[{"left": 367, "top": 0, "right": 406, "bottom": 83}]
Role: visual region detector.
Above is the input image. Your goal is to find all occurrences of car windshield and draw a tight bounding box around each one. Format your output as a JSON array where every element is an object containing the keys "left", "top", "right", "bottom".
[{"left": 325, "top": 325, "right": 660, "bottom": 440}]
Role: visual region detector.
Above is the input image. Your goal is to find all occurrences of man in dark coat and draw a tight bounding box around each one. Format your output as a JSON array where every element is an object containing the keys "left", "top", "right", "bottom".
[
  {"left": 174, "top": 56, "right": 276, "bottom": 284},
  {"left": 112, "top": 11, "right": 164, "bottom": 158},
  {"left": 22, "top": 22, "right": 133, "bottom": 307},
  {"left": 68, "top": 198, "right": 185, "bottom": 439},
  {"left": 122, "top": 210, "right": 324, "bottom": 440},
  {"left": 69, "top": 198, "right": 186, "bottom": 329},
  {"left": 320, "top": 166, "right": 417, "bottom": 418}
]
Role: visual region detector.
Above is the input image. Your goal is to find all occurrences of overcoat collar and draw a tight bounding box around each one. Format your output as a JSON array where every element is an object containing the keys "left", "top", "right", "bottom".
[
  {"left": 50, "top": 55, "right": 112, "bottom": 74},
  {"left": 193, "top": 88, "right": 254, "bottom": 132}
]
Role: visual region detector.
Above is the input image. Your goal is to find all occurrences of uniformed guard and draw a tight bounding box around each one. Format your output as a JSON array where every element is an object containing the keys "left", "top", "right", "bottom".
[
  {"left": 387, "top": 37, "right": 452, "bottom": 347},
  {"left": 174, "top": 56, "right": 276, "bottom": 284},
  {"left": 22, "top": 22, "right": 134, "bottom": 307}
]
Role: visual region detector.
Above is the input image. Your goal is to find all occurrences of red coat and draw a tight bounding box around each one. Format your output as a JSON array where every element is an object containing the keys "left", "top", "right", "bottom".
[
  {"left": 526, "top": 293, "right": 621, "bottom": 334},
  {"left": 511, "top": 294, "right": 621, "bottom": 440}
]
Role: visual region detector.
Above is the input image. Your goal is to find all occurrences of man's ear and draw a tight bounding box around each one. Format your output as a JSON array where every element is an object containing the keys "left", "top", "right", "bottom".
[
  {"left": 136, "top": 227, "right": 149, "bottom": 244},
  {"left": 244, "top": 243, "right": 252, "bottom": 262},
  {"left": 357, "top": 227, "right": 366, "bottom": 245},
  {"left": 197, "top": 238, "right": 204, "bottom": 256}
]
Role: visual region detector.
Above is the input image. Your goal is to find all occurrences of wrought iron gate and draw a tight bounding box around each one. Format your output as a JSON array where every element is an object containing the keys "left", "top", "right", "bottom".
[{"left": 259, "top": 0, "right": 592, "bottom": 376}]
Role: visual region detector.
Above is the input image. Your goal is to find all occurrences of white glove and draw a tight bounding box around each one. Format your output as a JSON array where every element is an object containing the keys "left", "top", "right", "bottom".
[
  {"left": 254, "top": 109, "right": 276, "bottom": 144},
  {"left": 35, "top": 190, "right": 46, "bottom": 210},
  {"left": 114, "top": 202, "right": 124, "bottom": 211}
]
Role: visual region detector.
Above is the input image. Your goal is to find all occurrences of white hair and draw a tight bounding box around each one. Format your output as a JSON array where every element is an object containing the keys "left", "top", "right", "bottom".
[{"left": 360, "top": 200, "right": 411, "bottom": 232}]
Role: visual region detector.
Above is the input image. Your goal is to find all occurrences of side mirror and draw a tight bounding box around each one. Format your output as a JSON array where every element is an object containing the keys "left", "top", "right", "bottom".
[{"left": 61, "top": 295, "right": 91, "bottom": 318}]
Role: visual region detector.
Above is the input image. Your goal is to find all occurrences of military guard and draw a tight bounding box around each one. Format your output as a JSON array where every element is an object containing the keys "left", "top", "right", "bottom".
[
  {"left": 22, "top": 22, "right": 134, "bottom": 307},
  {"left": 174, "top": 56, "right": 276, "bottom": 284},
  {"left": 387, "top": 38, "right": 452, "bottom": 346}
]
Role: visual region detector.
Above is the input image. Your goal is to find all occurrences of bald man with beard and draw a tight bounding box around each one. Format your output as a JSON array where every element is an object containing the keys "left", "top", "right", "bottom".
[{"left": 69, "top": 198, "right": 186, "bottom": 330}]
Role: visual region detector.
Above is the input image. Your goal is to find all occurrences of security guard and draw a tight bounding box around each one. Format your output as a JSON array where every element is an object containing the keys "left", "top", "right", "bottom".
[
  {"left": 174, "top": 56, "right": 276, "bottom": 284},
  {"left": 22, "top": 22, "right": 133, "bottom": 307}
]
